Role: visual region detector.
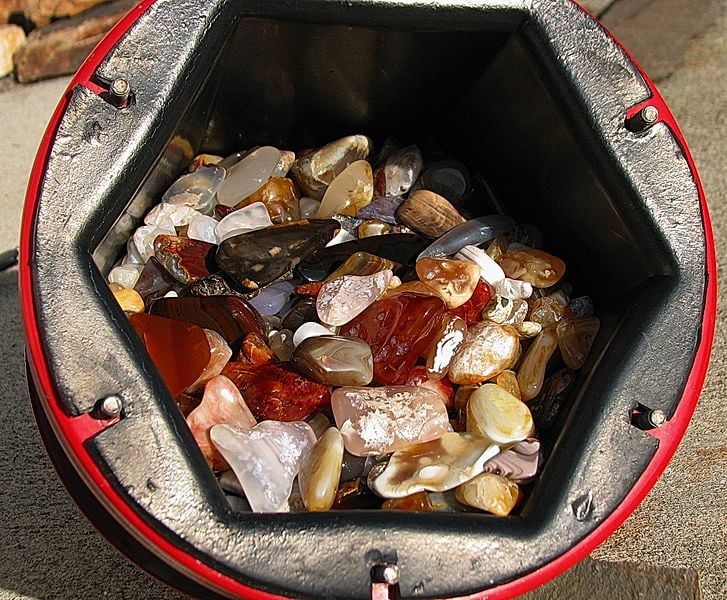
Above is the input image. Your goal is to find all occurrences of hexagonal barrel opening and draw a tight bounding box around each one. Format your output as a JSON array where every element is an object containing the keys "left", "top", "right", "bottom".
[{"left": 23, "top": 0, "right": 712, "bottom": 599}]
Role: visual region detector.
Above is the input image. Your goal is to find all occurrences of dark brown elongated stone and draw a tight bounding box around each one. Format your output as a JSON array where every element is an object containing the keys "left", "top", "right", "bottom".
[
  {"left": 216, "top": 220, "right": 339, "bottom": 291},
  {"left": 133, "top": 256, "right": 186, "bottom": 306},
  {"left": 296, "top": 233, "right": 427, "bottom": 281},
  {"left": 149, "top": 295, "right": 266, "bottom": 351},
  {"left": 154, "top": 235, "right": 216, "bottom": 284}
]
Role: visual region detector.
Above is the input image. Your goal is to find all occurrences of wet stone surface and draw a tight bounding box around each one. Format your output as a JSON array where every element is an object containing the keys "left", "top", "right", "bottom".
[{"left": 108, "top": 133, "right": 600, "bottom": 514}]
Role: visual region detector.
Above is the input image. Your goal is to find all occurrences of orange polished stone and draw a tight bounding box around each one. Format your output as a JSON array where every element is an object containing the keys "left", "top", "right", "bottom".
[{"left": 129, "top": 313, "right": 211, "bottom": 397}]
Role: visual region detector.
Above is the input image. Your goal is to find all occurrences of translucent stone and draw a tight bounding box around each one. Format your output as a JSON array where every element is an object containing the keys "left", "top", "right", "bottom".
[
  {"left": 214, "top": 201, "right": 273, "bottom": 242},
  {"left": 317, "top": 160, "right": 374, "bottom": 218},
  {"left": 517, "top": 327, "right": 559, "bottom": 401},
  {"left": 556, "top": 315, "right": 600, "bottom": 369},
  {"left": 357, "top": 219, "right": 391, "bottom": 237},
  {"left": 383, "top": 144, "right": 423, "bottom": 196},
  {"left": 247, "top": 280, "right": 297, "bottom": 315},
  {"left": 187, "top": 213, "right": 218, "bottom": 244},
  {"left": 418, "top": 215, "right": 515, "bottom": 260},
  {"left": 415, "top": 258, "right": 479, "bottom": 309},
  {"left": 382, "top": 491, "right": 434, "bottom": 512},
  {"left": 217, "top": 146, "right": 281, "bottom": 207},
  {"left": 239, "top": 331, "right": 276, "bottom": 365},
  {"left": 144, "top": 203, "right": 198, "bottom": 228},
  {"left": 210, "top": 420, "right": 316, "bottom": 512},
  {"left": 425, "top": 315, "right": 467, "bottom": 381},
  {"left": 298, "top": 427, "right": 345, "bottom": 511},
  {"left": 455, "top": 473, "right": 521, "bottom": 516},
  {"left": 316, "top": 270, "right": 393, "bottom": 326},
  {"left": 380, "top": 280, "right": 438, "bottom": 299},
  {"left": 483, "top": 295, "right": 522, "bottom": 324},
  {"left": 291, "top": 134, "right": 372, "bottom": 200},
  {"left": 129, "top": 313, "right": 210, "bottom": 397},
  {"left": 272, "top": 150, "right": 296, "bottom": 178},
  {"left": 332, "top": 477, "right": 382, "bottom": 509},
  {"left": 163, "top": 165, "right": 226, "bottom": 215},
  {"left": 403, "top": 365, "right": 455, "bottom": 409},
  {"left": 133, "top": 256, "right": 185, "bottom": 305},
  {"left": 292, "top": 321, "right": 335, "bottom": 347},
  {"left": 367, "top": 432, "right": 500, "bottom": 498},
  {"left": 291, "top": 335, "right": 373, "bottom": 386},
  {"left": 455, "top": 244, "right": 505, "bottom": 287},
  {"left": 132, "top": 219, "right": 176, "bottom": 262},
  {"left": 495, "top": 369, "right": 522, "bottom": 400},
  {"left": 112, "top": 288, "right": 144, "bottom": 313},
  {"left": 124, "top": 236, "right": 145, "bottom": 264},
  {"left": 494, "top": 278, "right": 533, "bottom": 300},
  {"left": 528, "top": 294, "right": 569, "bottom": 328},
  {"left": 500, "top": 248, "right": 566, "bottom": 288},
  {"left": 331, "top": 386, "right": 450, "bottom": 456},
  {"left": 186, "top": 329, "right": 233, "bottom": 393},
  {"left": 466, "top": 383, "right": 535, "bottom": 446},
  {"left": 326, "top": 251, "right": 397, "bottom": 281},
  {"left": 448, "top": 280, "right": 493, "bottom": 326},
  {"left": 185, "top": 375, "right": 256, "bottom": 470},
  {"left": 338, "top": 293, "right": 446, "bottom": 385},
  {"left": 482, "top": 438, "right": 541, "bottom": 483},
  {"left": 190, "top": 154, "right": 223, "bottom": 170},
  {"left": 233, "top": 177, "right": 300, "bottom": 224},
  {"left": 298, "top": 196, "right": 320, "bottom": 218},
  {"left": 485, "top": 236, "right": 509, "bottom": 262},
  {"left": 221, "top": 362, "right": 331, "bottom": 422},
  {"left": 306, "top": 412, "right": 332, "bottom": 439},
  {"left": 448, "top": 321, "right": 520, "bottom": 385},
  {"left": 268, "top": 329, "right": 295, "bottom": 361},
  {"left": 108, "top": 264, "right": 143, "bottom": 289},
  {"left": 516, "top": 320, "right": 542, "bottom": 338}
]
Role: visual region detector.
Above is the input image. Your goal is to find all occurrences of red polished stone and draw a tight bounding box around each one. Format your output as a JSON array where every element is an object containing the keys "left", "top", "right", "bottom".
[
  {"left": 220, "top": 362, "right": 331, "bottom": 421},
  {"left": 338, "top": 292, "right": 446, "bottom": 385},
  {"left": 293, "top": 281, "right": 325, "bottom": 297},
  {"left": 154, "top": 235, "right": 216, "bottom": 283},
  {"left": 239, "top": 332, "right": 277, "bottom": 365},
  {"left": 448, "top": 280, "right": 493, "bottom": 325},
  {"left": 404, "top": 365, "right": 455, "bottom": 409},
  {"left": 129, "top": 313, "right": 211, "bottom": 397}
]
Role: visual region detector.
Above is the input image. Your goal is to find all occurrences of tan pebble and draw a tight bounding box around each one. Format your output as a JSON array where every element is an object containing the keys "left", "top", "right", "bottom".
[
  {"left": 113, "top": 288, "right": 145, "bottom": 313},
  {"left": 455, "top": 472, "right": 521, "bottom": 516}
]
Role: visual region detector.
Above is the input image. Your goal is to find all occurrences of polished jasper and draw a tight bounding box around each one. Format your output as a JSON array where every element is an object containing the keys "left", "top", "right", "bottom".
[
  {"left": 291, "top": 335, "right": 373, "bottom": 386},
  {"left": 338, "top": 292, "right": 446, "bottom": 385},
  {"left": 221, "top": 362, "right": 331, "bottom": 422},
  {"left": 149, "top": 295, "right": 266, "bottom": 351},
  {"left": 154, "top": 235, "right": 216, "bottom": 284},
  {"left": 129, "top": 313, "right": 210, "bottom": 397},
  {"left": 216, "top": 220, "right": 339, "bottom": 291}
]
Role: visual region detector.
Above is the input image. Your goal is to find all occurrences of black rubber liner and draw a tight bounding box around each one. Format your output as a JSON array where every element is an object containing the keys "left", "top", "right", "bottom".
[{"left": 26, "top": 0, "right": 708, "bottom": 598}]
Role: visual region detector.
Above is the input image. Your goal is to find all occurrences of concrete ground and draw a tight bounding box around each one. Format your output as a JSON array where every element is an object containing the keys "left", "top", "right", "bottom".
[{"left": 0, "top": 1, "right": 724, "bottom": 599}]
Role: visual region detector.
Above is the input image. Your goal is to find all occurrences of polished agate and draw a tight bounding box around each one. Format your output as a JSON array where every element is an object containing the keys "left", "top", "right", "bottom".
[
  {"left": 482, "top": 438, "right": 541, "bottom": 483},
  {"left": 186, "top": 329, "right": 233, "bottom": 393},
  {"left": 331, "top": 386, "right": 449, "bottom": 456},
  {"left": 292, "top": 321, "right": 335, "bottom": 347},
  {"left": 325, "top": 251, "right": 397, "bottom": 281},
  {"left": 291, "top": 335, "right": 373, "bottom": 386},
  {"left": 466, "top": 383, "right": 535, "bottom": 446},
  {"left": 216, "top": 146, "right": 281, "bottom": 207},
  {"left": 214, "top": 201, "right": 274, "bottom": 242},
  {"left": 557, "top": 315, "right": 600, "bottom": 369},
  {"left": 500, "top": 248, "right": 566, "bottom": 288},
  {"left": 425, "top": 315, "right": 467, "bottom": 380},
  {"left": 298, "top": 427, "right": 345, "bottom": 511},
  {"left": 447, "top": 321, "right": 520, "bottom": 385},
  {"left": 454, "top": 473, "right": 521, "bottom": 516},
  {"left": 403, "top": 365, "right": 455, "bottom": 409},
  {"left": 418, "top": 215, "right": 515, "bottom": 260},
  {"left": 368, "top": 432, "right": 500, "bottom": 498},
  {"left": 186, "top": 375, "right": 256, "bottom": 470},
  {"left": 316, "top": 270, "right": 393, "bottom": 326},
  {"left": 233, "top": 177, "right": 300, "bottom": 224},
  {"left": 455, "top": 244, "right": 505, "bottom": 287},
  {"left": 317, "top": 160, "right": 374, "bottom": 218},
  {"left": 210, "top": 420, "right": 315, "bottom": 512},
  {"left": 517, "top": 327, "right": 559, "bottom": 401},
  {"left": 383, "top": 144, "right": 422, "bottom": 196},
  {"left": 415, "top": 258, "right": 480, "bottom": 309},
  {"left": 162, "top": 165, "right": 225, "bottom": 214}
]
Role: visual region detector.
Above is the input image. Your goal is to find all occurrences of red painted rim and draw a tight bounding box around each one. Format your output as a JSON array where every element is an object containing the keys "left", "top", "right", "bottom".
[{"left": 18, "top": 2, "right": 717, "bottom": 598}]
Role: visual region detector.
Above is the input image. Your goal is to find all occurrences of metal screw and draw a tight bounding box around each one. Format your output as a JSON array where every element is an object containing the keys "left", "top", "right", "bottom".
[
  {"left": 631, "top": 407, "right": 667, "bottom": 430},
  {"left": 371, "top": 563, "right": 400, "bottom": 585},
  {"left": 626, "top": 105, "right": 659, "bottom": 132},
  {"left": 98, "top": 395, "right": 123, "bottom": 419},
  {"left": 108, "top": 78, "right": 131, "bottom": 108}
]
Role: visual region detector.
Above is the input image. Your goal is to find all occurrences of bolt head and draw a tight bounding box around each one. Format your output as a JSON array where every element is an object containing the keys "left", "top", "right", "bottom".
[
  {"left": 110, "top": 78, "right": 130, "bottom": 98},
  {"left": 648, "top": 408, "right": 667, "bottom": 428},
  {"left": 641, "top": 105, "right": 659, "bottom": 124},
  {"left": 100, "top": 395, "right": 123, "bottom": 418}
]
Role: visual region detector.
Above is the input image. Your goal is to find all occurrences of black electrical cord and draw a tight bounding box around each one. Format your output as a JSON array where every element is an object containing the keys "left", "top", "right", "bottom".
[{"left": 0, "top": 248, "right": 19, "bottom": 271}]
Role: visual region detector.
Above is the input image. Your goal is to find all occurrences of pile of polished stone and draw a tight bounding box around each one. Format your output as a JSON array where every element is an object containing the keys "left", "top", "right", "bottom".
[{"left": 108, "top": 135, "right": 600, "bottom": 515}]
